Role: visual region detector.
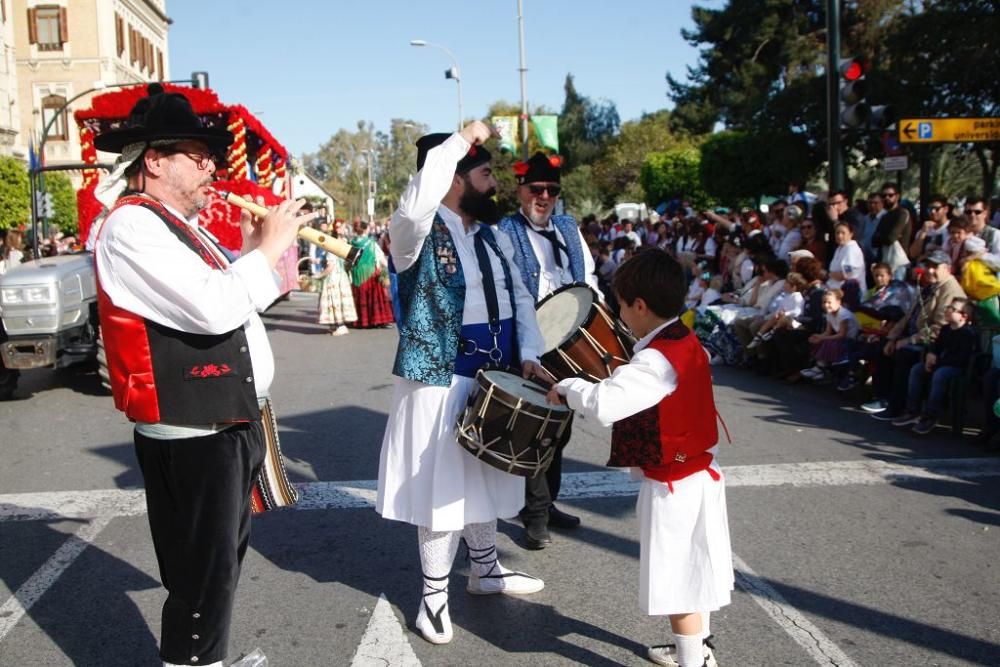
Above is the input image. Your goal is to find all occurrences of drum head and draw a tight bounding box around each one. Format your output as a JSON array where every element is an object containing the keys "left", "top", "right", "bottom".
[
  {"left": 536, "top": 285, "right": 594, "bottom": 352},
  {"left": 481, "top": 370, "right": 568, "bottom": 412}
]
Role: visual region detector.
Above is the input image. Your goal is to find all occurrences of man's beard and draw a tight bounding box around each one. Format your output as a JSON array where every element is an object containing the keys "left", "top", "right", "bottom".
[{"left": 459, "top": 183, "right": 500, "bottom": 224}]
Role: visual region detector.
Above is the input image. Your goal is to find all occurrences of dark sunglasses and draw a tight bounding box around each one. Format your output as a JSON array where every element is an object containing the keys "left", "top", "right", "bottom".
[
  {"left": 881, "top": 191, "right": 898, "bottom": 198},
  {"left": 528, "top": 184, "right": 561, "bottom": 197},
  {"left": 967, "top": 208, "right": 986, "bottom": 215}
]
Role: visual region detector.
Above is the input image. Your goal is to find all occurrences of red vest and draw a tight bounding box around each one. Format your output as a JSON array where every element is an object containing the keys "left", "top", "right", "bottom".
[
  {"left": 96, "top": 195, "right": 259, "bottom": 425},
  {"left": 609, "top": 321, "right": 720, "bottom": 490}
]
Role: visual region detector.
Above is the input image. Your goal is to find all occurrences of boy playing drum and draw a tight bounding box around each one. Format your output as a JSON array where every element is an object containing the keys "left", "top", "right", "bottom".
[{"left": 547, "top": 248, "right": 733, "bottom": 667}]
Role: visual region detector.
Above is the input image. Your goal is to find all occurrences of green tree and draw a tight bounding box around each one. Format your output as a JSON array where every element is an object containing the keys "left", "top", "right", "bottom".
[
  {"left": 46, "top": 172, "right": 78, "bottom": 235},
  {"left": 699, "top": 131, "right": 814, "bottom": 205},
  {"left": 485, "top": 100, "right": 555, "bottom": 216},
  {"left": 303, "top": 120, "right": 377, "bottom": 221},
  {"left": 374, "top": 119, "right": 429, "bottom": 217},
  {"left": 592, "top": 109, "right": 688, "bottom": 205},
  {"left": 0, "top": 156, "right": 30, "bottom": 231},
  {"left": 559, "top": 74, "right": 620, "bottom": 171},
  {"left": 640, "top": 147, "right": 708, "bottom": 209},
  {"left": 560, "top": 164, "right": 606, "bottom": 217}
]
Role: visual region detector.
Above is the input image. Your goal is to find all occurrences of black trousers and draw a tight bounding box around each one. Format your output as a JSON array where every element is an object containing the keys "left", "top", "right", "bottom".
[
  {"left": 135, "top": 422, "right": 265, "bottom": 666},
  {"left": 522, "top": 416, "right": 573, "bottom": 522}
]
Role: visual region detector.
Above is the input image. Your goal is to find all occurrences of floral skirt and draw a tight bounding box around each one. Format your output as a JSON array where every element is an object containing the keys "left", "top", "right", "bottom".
[{"left": 318, "top": 272, "right": 357, "bottom": 327}]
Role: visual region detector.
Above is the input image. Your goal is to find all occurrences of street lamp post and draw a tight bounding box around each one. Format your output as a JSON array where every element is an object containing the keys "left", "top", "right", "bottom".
[
  {"left": 410, "top": 39, "right": 463, "bottom": 131},
  {"left": 516, "top": 0, "right": 530, "bottom": 160}
]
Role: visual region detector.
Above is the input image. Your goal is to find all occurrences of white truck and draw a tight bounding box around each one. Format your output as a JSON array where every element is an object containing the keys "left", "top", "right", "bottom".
[{"left": 0, "top": 253, "right": 102, "bottom": 399}]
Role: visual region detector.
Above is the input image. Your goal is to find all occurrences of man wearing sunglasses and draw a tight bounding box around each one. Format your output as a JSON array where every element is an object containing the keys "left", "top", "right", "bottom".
[
  {"left": 498, "top": 152, "right": 598, "bottom": 550},
  {"left": 942, "top": 196, "right": 1000, "bottom": 255},
  {"left": 909, "top": 195, "right": 951, "bottom": 260},
  {"left": 91, "top": 84, "right": 314, "bottom": 667},
  {"left": 871, "top": 182, "right": 912, "bottom": 277}
]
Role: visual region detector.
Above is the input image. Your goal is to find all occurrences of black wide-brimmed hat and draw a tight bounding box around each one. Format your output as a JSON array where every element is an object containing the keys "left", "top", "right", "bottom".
[
  {"left": 94, "top": 83, "right": 233, "bottom": 154},
  {"left": 416, "top": 132, "right": 491, "bottom": 173}
]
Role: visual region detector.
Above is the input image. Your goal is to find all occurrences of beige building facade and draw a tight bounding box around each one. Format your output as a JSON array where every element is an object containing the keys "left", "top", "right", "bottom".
[
  {"left": 11, "top": 0, "right": 170, "bottom": 165},
  {"left": 1, "top": 1, "right": 23, "bottom": 156}
]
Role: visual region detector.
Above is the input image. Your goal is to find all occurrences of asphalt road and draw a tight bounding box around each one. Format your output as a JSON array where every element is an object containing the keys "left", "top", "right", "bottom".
[{"left": 1, "top": 291, "right": 998, "bottom": 666}]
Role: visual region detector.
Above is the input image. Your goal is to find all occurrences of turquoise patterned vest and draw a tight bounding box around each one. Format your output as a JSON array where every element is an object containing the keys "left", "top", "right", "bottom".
[
  {"left": 498, "top": 212, "right": 587, "bottom": 302},
  {"left": 392, "top": 213, "right": 516, "bottom": 387}
]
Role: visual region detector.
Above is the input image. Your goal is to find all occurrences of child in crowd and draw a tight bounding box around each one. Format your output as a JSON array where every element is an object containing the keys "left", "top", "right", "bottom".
[
  {"left": 747, "top": 272, "right": 807, "bottom": 349},
  {"left": 548, "top": 249, "right": 732, "bottom": 667},
  {"left": 891, "top": 297, "right": 978, "bottom": 434},
  {"left": 801, "top": 289, "right": 859, "bottom": 381}
]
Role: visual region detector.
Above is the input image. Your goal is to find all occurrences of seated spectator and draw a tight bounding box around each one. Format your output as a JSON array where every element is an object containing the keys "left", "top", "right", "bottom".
[
  {"left": 731, "top": 258, "right": 790, "bottom": 352},
  {"left": 801, "top": 289, "right": 859, "bottom": 382},
  {"left": 799, "top": 217, "right": 829, "bottom": 265},
  {"left": 747, "top": 272, "right": 807, "bottom": 349},
  {"left": 827, "top": 221, "right": 867, "bottom": 305},
  {"left": 890, "top": 297, "right": 978, "bottom": 434},
  {"left": 767, "top": 257, "right": 829, "bottom": 380},
  {"left": 853, "top": 262, "right": 913, "bottom": 333},
  {"left": 864, "top": 250, "right": 967, "bottom": 417},
  {"left": 772, "top": 205, "right": 804, "bottom": 262},
  {"left": 908, "top": 194, "right": 951, "bottom": 261}
]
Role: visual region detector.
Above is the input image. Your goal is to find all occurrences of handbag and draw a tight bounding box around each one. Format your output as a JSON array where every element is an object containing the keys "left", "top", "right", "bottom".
[{"left": 250, "top": 398, "right": 299, "bottom": 513}]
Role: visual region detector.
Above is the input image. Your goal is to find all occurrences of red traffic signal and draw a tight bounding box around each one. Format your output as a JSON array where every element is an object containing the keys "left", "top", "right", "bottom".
[{"left": 839, "top": 59, "right": 864, "bottom": 81}]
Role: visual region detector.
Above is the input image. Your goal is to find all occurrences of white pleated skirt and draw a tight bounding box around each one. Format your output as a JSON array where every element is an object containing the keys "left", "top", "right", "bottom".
[
  {"left": 376, "top": 375, "right": 525, "bottom": 532},
  {"left": 637, "top": 468, "right": 735, "bottom": 616}
]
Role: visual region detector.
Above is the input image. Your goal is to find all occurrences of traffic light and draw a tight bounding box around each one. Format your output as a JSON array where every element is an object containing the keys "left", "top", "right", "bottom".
[
  {"left": 191, "top": 71, "right": 210, "bottom": 90},
  {"left": 34, "top": 191, "right": 54, "bottom": 219},
  {"left": 839, "top": 58, "right": 869, "bottom": 128}
]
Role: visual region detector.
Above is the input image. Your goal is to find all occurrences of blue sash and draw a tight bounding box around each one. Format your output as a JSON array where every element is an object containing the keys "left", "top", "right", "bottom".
[{"left": 453, "top": 318, "right": 514, "bottom": 378}]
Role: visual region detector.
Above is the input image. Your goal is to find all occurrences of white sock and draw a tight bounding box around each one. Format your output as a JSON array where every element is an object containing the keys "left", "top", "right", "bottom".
[
  {"left": 674, "top": 632, "right": 704, "bottom": 667},
  {"left": 417, "top": 526, "right": 460, "bottom": 608},
  {"left": 462, "top": 520, "right": 507, "bottom": 577}
]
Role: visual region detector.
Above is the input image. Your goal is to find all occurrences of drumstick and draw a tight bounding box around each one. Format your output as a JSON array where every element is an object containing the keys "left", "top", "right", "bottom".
[{"left": 215, "top": 189, "right": 364, "bottom": 267}]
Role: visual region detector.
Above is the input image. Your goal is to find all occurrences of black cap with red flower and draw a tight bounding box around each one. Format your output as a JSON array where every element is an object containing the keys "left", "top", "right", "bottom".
[
  {"left": 514, "top": 152, "right": 562, "bottom": 185},
  {"left": 415, "top": 132, "right": 492, "bottom": 174}
]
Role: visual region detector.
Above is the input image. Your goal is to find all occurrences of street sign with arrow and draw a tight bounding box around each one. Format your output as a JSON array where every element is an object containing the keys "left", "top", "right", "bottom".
[{"left": 899, "top": 118, "right": 1000, "bottom": 144}]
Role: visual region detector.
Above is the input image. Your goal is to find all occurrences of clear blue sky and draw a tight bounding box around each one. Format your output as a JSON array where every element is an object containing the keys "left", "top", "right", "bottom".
[{"left": 167, "top": 1, "right": 714, "bottom": 157}]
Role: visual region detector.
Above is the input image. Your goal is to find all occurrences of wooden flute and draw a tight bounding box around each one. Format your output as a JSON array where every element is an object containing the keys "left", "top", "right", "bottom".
[{"left": 215, "top": 189, "right": 363, "bottom": 266}]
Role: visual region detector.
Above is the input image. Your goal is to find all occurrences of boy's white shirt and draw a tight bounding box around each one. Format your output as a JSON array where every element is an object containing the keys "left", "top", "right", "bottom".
[{"left": 555, "top": 318, "right": 680, "bottom": 428}]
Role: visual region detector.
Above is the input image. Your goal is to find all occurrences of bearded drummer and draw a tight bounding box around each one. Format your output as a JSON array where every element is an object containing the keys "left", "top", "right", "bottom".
[
  {"left": 375, "top": 122, "right": 548, "bottom": 645},
  {"left": 497, "top": 152, "right": 598, "bottom": 549}
]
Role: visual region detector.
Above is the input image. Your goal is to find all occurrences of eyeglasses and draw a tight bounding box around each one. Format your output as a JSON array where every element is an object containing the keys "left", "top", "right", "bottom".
[
  {"left": 881, "top": 192, "right": 898, "bottom": 198},
  {"left": 527, "top": 184, "right": 561, "bottom": 197},
  {"left": 967, "top": 208, "right": 986, "bottom": 215},
  {"left": 928, "top": 205, "right": 942, "bottom": 211},
  {"left": 162, "top": 147, "right": 217, "bottom": 170}
]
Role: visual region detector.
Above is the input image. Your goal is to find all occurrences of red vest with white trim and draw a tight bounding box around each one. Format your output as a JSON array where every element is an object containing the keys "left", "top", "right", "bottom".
[
  {"left": 95, "top": 195, "right": 259, "bottom": 425},
  {"left": 609, "top": 321, "right": 720, "bottom": 489}
]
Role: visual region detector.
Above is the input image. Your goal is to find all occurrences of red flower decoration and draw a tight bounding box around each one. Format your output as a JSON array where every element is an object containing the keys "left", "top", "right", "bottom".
[
  {"left": 513, "top": 161, "right": 529, "bottom": 176},
  {"left": 548, "top": 155, "right": 563, "bottom": 168}
]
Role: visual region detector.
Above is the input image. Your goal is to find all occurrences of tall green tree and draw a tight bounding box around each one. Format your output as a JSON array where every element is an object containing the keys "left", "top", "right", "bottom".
[
  {"left": 46, "top": 172, "right": 78, "bottom": 235},
  {"left": 700, "top": 131, "right": 813, "bottom": 205},
  {"left": 0, "top": 156, "right": 30, "bottom": 231},
  {"left": 559, "top": 74, "right": 620, "bottom": 171},
  {"left": 303, "top": 120, "right": 377, "bottom": 221}
]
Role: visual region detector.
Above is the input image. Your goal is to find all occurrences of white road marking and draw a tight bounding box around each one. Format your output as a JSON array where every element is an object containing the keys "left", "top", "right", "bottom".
[
  {"left": 349, "top": 593, "right": 421, "bottom": 667},
  {"left": 3, "top": 457, "right": 997, "bottom": 521},
  {"left": 734, "top": 554, "right": 860, "bottom": 667},
  {"left": 0, "top": 516, "right": 113, "bottom": 642}
]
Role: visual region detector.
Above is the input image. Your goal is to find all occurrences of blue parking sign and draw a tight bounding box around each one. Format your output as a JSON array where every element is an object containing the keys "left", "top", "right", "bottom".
[{"left": 919, "top": 122, "right": 933, "bottom": 139}]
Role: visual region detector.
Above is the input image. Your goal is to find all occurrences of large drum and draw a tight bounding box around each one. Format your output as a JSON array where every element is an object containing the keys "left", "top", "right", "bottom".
[
  {"left": 535, "top": 283, "right": 635, "bottom": 383},
  {"left": 456, "top": 369, "right": 571, "bottom": 478}
]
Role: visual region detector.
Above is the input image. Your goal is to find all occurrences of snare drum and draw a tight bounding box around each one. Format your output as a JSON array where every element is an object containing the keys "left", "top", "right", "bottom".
[
  {"left": 456, "top": 369, "right": 571, "bottom": 478},
  {"left": 535, "top": 283, "right": 634, "bottom": 382}
]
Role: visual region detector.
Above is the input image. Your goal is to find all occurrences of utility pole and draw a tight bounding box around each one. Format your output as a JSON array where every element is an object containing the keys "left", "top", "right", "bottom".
[
  {"left": 826, "top": 0, "right": 844, "bottom": 191},
  {"left": 516, "top": 0, "right": 530, "bottom": 160}
]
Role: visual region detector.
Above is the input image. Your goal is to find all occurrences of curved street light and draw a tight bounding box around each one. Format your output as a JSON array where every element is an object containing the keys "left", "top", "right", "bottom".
[{"left": 409, "top": 39, "right": 463, "bottom": 131}]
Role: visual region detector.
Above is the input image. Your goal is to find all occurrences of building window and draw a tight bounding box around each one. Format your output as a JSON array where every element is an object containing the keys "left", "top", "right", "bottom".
[
  {"left": 157, "top": 49, "right": 163, "bottom": 80},
  {"left": 115, "top": 13, "right": 124, "bottom": 56},
  {"left": 41, "top": 94, "right": 67, "bottom": 140},
  {"left": 28, "top": 5, "right": 67, "bottom": 52}
]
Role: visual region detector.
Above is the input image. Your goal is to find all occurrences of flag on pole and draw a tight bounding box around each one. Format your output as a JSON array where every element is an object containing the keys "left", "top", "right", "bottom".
[
  {"left": 491, "top": 116, "right": 518, "bottom": 153},
  {"left": 531, "top": 116, "right": 559, "bottom": 153},
  {"left": 28, "top": 138, "right": 39, "bottom": 173}
]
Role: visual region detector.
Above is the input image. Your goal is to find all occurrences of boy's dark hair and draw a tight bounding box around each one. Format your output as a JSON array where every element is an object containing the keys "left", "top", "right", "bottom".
[
  {"left": 948, "top": 215, "right": 972, "bottom": 232},
  {"left": 612, "top": 248, "right": 686, "bottom": 319},
  {"left": 951, "top": 296, "right": 974, "bottom": 318},
  {"left": 763, "top": 258, "right": 789, "bottom": 279},
  {"left": 871, "top": 261, "right": 892, "bottom": 275}
]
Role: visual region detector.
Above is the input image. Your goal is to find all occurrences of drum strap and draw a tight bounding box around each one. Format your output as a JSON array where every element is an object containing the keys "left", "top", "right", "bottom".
[{"left": 473, "top": 231, "right": 503, "bottom": 327}]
